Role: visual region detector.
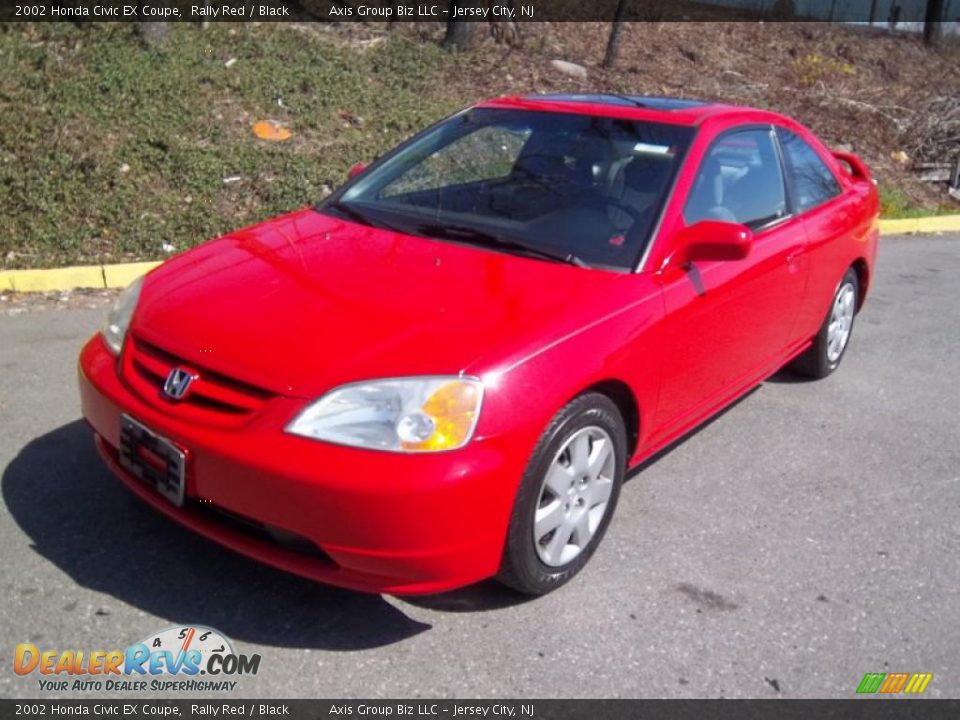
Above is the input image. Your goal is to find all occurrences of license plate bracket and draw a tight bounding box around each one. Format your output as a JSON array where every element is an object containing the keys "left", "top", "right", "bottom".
[{"left": 118, "top": 414, "right": 186, "bottom": 507}]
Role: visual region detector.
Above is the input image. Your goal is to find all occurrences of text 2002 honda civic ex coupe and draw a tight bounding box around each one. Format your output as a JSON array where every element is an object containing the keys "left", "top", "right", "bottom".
[{"left": 79, "top": 94, "right": 878, "bottom": 596}]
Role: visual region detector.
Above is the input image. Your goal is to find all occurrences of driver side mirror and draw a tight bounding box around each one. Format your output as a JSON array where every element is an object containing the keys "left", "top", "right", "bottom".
[
  {"left": 672, "top": 220, "right": 753, "bottom": 265},
  {"left": 347, "top": 162, "right": 367, "bottom": 180}
]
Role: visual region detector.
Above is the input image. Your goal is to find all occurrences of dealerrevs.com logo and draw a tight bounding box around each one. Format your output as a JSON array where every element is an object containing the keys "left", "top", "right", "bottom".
[{"left": 14, "top": 625, "right": 261, "bottom": 693}]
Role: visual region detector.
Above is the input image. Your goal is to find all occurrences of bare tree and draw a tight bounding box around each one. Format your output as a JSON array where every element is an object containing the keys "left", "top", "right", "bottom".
[
  {"left": 603, "top": 0, "right": 630, "bottom": 69},
  {"left": 444, "top": 0, "right": 484, "bottom": 51},
  {"left": 137, "top": 2, "right": 168, "bottom": 46},
  {"left": 490, "top": 0, "right": 521, "bottom": 48},
  {"left": 924, "top": 0, "right": 945, "bottom": 45}
]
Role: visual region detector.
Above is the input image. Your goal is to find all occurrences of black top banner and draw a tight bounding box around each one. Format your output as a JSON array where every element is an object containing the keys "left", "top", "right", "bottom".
[{"left": 1, "top": 0, "right": 959, "bottom": 23}]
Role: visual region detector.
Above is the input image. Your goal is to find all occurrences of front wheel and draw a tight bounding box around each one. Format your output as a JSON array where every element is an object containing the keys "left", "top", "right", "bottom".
[
  {"left": 498, "top": 393, "right": 626, "bottom": 595},
  {"left": 791, "top": 267, "right": 859, "bottom": 379}
]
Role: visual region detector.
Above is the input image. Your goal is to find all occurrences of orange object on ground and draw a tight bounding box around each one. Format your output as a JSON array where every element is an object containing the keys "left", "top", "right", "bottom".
[{"left": 252, "top": 120, "right": 292, "bottom": 141}]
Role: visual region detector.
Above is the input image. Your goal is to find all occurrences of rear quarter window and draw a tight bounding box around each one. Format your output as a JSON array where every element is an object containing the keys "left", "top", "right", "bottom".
[{"left": 777, "top": 128, "right": 841, "bottom": 213}]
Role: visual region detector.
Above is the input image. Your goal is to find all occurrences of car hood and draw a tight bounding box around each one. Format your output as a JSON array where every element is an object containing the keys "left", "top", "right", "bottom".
[{"left": 133, "top": 208, "right": 630, "bottom": 398}]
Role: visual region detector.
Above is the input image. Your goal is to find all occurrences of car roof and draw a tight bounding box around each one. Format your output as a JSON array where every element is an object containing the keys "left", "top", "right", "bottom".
[
  {"left": 527, "top": 93, "right": 713, "bottom": 111},
  {"left": 477, "top": 93, "right": 784, "bottom": 128}
]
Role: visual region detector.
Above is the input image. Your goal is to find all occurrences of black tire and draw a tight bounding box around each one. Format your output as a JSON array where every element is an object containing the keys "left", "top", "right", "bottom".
[
  {"left": 498, "top": 392, "right": 627, "bottom": 595},
  {"left": 791, "top": 267, "right": 859, "bottom": 379}
]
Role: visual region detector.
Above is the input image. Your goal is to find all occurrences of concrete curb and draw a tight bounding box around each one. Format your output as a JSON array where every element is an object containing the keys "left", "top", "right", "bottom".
[
  {"left": 2, "top": 215, "right": 959, "bottom": 293},
  {"left": 878, "top": 214, "right": 960, "bottom": 235},
  {"left": 0, "top": 261, "right": 160, "bottom": 293}
]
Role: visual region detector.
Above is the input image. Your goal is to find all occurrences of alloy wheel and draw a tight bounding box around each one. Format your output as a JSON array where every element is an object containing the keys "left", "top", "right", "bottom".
[
  {"left": 827, "top": 281, "right": 856, "bottom": 363},
  {"left": 533, "top": 426, "right": 616, "bottom": 567}
]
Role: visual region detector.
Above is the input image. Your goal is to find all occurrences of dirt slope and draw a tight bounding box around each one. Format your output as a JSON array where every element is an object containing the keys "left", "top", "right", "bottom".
[{"left": 410, "top": 21, "right": 959, "bottom": 212}]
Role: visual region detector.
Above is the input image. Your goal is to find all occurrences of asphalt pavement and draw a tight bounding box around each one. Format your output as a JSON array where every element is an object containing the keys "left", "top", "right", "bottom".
[{"left": 0, "top": 235, "right": 957, "bottom": 699}]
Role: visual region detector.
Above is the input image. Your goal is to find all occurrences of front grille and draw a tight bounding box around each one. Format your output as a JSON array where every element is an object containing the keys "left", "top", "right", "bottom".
[{"left": 122, "top": 335, "right": 274, "bottom": 424}]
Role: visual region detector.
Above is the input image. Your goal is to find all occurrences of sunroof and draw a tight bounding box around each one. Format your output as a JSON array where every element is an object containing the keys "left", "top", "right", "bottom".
[{"left": 526, "top": 93, "right": 710, "bottom": 110}]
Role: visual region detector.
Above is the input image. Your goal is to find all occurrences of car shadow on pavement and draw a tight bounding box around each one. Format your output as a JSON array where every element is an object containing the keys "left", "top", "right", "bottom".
[
  {"left": 401, "top": 579, "right": 535, "bottom": 613},
  {"left": 2, "top": 421, "right": 435, "bottom": 651},
  {"left": 763, "top": 367, "right": 813, "bottom": 385}
]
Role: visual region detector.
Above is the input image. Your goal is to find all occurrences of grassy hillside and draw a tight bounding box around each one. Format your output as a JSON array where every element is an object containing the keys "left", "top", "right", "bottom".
[
  {"left": 0, "top": 23, "right": 459, "bottom": 268},
  {"left": 1, "top": 21, "right": 956, "bottom": 269}
]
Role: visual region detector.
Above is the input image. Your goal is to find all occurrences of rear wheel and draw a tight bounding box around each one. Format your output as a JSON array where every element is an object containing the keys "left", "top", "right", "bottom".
[
  {"left": 498, "top": 393, "right": 626, "bottom": 595},
  {"left": 791, "top": 267, "right": 859, "bottom": 379}
]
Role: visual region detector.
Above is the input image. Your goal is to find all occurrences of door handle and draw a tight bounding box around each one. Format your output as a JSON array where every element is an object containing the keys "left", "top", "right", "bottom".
[
  {"left": 786, "top": 246, "right": 807, "bottom": 265},
  {"left": 786, "top": 246, "right": 807, "bottom": 272}
]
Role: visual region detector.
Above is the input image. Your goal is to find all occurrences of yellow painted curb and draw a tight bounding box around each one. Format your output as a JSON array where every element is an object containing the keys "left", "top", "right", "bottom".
[
  {"left": 0, "top": 261, "right": 161, "bottom": 293},
  {"left": 103, "top": 261, "right": 162, "bottom": 288},
  {"left": 879, "top": 215, "right": 960, "bottom": 235},
  {"left": 0, "top": 264, "right": 105, "bottom": 293}
]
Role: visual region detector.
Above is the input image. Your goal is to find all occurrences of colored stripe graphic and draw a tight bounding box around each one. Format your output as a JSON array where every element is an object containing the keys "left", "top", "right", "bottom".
[
  {"left": 857, "top": 672, "right": 932, "bottom": 694},
  {"left": 857, "top": 673, "right": 886, "bottom": 693},
  {"left": 904, "top": 673, "right": 933, "bottom": 694},
  {"left": 879, "top": 673, "right": 909, "bottom": 693}
]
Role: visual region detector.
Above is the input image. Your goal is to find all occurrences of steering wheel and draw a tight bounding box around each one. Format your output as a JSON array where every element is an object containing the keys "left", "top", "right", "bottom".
[{"left": 587, "top": 196, "right": 645, "bottom": 223}]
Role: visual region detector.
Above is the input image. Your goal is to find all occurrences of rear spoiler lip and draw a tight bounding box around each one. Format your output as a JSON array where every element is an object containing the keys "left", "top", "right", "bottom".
[{"left": 832, "top": 149, "right": 875, "bottom": 184}]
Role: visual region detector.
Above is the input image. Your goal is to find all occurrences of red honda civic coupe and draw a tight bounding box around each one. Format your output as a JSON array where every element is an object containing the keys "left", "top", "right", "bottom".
[{"left": 79, "top": 94, "right": 879, "bottom": 596}]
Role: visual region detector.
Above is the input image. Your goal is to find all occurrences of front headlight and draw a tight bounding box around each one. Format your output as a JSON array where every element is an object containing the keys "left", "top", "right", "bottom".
[
  {"left": 102, "top": 276, "right": 144, "bottom": 355},
  {"left": 286, "top": 377, "right": 483, "bottom": 453}
]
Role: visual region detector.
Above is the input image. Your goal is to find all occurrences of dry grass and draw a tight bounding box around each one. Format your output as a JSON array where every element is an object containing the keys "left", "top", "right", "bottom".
[{"left": 2, "top": 21, "right": 956, "bottom": 269}]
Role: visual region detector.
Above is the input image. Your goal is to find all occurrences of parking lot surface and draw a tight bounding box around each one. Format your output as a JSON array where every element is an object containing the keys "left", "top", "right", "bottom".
[{"left": 0, "top": 234, "right": 957, "bottom": 699}]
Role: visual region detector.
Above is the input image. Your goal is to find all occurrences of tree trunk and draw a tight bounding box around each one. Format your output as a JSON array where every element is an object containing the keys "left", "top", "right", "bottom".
[
  {"left": 137, "top": 2, "right": 168, "bottom": 46},
  {"left": 924, "top": 0, "right": 945, "bottom": 45},
  {"left": 887, "top": 3, "right": 901, "bottom": 30},
  {"left": 444, "top": 0, "right": 482, "bottom": 51},
  {"left": 602, "top": 0, "right": 629, "bottom": 69}
]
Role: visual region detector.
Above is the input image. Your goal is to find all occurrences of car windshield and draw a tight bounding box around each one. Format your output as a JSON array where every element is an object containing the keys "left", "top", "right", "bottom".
[{"left": 321, "top": 108, "right": 695, "bottom": 270}]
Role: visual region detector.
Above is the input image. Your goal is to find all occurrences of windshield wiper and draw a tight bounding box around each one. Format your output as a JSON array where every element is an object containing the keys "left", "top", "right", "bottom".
[
  {"left": 415, "top": 223, "right": 588, "bottom": 268},
  {"left": 326, "top": 205, "right": 589, "bottom": 268},
  {"left": 325, "top": 201, "right": 407, "bottom": 235}
]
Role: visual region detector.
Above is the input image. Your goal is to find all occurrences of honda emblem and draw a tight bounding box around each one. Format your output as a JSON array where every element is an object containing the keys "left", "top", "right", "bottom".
[{"left": 163, "top": 367, "right": 197, "bottom": 400}]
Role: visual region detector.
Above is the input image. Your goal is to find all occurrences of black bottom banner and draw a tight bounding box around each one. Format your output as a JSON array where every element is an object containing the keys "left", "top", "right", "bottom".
[{"left": 5, "top": 699, "right": 960, "bottom": 720}]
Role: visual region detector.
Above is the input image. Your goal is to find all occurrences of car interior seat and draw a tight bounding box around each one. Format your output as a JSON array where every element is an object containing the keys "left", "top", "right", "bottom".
[{"left": 685, "top": 155, "right": 737, "bottom": 223}]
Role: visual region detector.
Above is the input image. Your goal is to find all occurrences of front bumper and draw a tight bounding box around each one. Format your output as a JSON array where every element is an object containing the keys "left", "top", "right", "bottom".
[{"left": 78, "top": 334, "right": 521, "bottom": 595}]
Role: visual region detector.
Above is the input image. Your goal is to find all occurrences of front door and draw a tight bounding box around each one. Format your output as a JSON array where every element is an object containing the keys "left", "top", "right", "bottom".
[{"left": 652, "top": 127, "right": 809, "bottom": 439}]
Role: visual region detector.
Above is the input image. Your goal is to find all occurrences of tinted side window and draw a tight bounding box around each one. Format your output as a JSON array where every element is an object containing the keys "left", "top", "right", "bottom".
[
  {"left": 684, "top": 129, "right": 787, "bottom": 229},
  {"left": 778, "top": 128, "right": 841, "bottom": 213}
]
